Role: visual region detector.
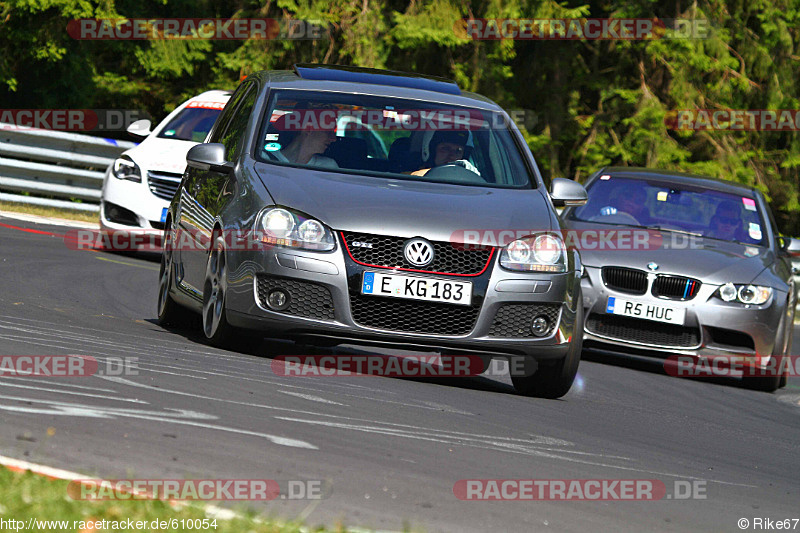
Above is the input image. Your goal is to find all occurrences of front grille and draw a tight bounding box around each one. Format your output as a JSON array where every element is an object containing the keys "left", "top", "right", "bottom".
[
  {"left": 652, "top": 275, "right": 701, "bottom": 300},
  {"left": 350, "top": 294, "right": 480, "bottom": 335},
  {"left": 602, "top": 267, "right": 647, "bottom": 295},
  {"left": 586, "top": 313, "right": 700, "bottom": 348},
  {"left": 342, "top": 232, "right": 493, "bottom": 275},
  {"left": 256, "top": 275, "right": 335, "bottom": 320},
  {"left": 147, "top": 171, "right": 182, "bottom": 201},
  {"left": 489, "top": 304, "right": 560, "bottom": 338}
]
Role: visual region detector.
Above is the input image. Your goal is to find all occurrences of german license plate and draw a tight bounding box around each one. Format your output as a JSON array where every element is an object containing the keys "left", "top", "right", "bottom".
[
  {"left": 606, "top": 296, "right": 685, "bottom": 325},
  {"left": 362, "top": 271, "right": 472, "bottom": 306}
]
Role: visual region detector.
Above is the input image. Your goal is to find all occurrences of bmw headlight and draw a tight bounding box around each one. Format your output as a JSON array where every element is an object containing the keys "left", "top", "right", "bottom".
[
  {"left": 111, "top": 156, "right": 142, "bottom": 182},
  {"left": 256, "top": 207, "right": 335, "bottom": 251},
  {"left": 500, "top": 234, "right": 566, "bottom": 273},
  {"left": 716, "top": 282, "right": 772, "bottom": 305}
]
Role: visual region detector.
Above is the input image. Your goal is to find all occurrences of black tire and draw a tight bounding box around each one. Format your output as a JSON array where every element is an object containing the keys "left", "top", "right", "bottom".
[
  {"left": 780, "top": 300, "right": 795, "bottom": 389},
  {"left": 202, "top": 234, "right": 237, "bottom": 347},
  {"left": 743, "top": 368, "right": 783, "bottom": 393},
  {"left": 157, "top": 226, "right": 196, "bottom": 328},
  {"left": 511, "top": 304, "right": 584, "bottom": 399}
]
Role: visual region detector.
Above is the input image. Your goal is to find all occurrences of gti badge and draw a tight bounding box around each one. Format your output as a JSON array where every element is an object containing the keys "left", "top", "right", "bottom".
[
  {"left": 404, "top": 238, "right": 434, "bottom": 267},
  {"left": 647, "top": 262, "right": 659, "bottom": 271},
  {"left": 351, "top": 241, "right": 373, "bottom": 249}
]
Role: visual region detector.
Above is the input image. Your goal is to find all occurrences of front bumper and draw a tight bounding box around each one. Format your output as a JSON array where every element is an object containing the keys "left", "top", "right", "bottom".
[
  {"left": 100, "top": 167, "right": 174, "bottom": 233},
  {"left": 580, "top": 265, "right": 785, "bottom": 362},
  {"left": 223, "top": 239, "right": 582, "bottom": 360}
]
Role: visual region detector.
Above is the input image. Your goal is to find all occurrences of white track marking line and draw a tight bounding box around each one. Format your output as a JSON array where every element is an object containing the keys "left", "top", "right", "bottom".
[
  {"left": 277, "top": 390, "right": 346, "bottom": 406},
  {"left": 0, "top": 394, "right": 317, "bottom": 449},
  {"left": 272, "top": 417, "right": 757, "bottom": 488},
  {"left": 0, "top": 376, "right": 117, "bottom": 392},
  {"left": 0, "top": 211, "right": 99, "bottom": 228},
  {"left": 0, "top": 381, "right": 148, "bottom": 402}
]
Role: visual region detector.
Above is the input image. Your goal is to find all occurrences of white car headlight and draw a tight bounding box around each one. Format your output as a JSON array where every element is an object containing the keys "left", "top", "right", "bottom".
[
  {"left": 717, "top": 283, "right": 772, "bottom": 305},
  {"left": 500, "top": 234, "right": 566, "bottom": 273},
  {"left": 112, "top": 156, "right": 142, "bottom": 182},
  {"left": 262, "top": 208, "right": 295, "bottom": 238},
  {"left": 256, "top": 207, "right": 335, "bottom": 251}
]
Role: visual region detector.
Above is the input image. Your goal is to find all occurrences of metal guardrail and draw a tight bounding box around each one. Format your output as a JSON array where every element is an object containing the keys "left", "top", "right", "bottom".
[{"left": 0, "top": 124, "right": 136, "bottom": 212}]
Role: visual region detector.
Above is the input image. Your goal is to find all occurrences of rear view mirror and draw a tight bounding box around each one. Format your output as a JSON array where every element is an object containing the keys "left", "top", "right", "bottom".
[{"left": 550, "top": 178, "right": 588, "bottom": 207}]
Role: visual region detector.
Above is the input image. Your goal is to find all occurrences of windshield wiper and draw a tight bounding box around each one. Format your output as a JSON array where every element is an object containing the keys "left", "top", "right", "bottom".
[{"left": 646, "top": 225, "right": 702, "bottom": 237}]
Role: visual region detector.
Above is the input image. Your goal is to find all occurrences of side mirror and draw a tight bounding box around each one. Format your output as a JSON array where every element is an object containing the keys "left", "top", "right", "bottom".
[
  {"left": 126, "top": 119, "right": 152, "bottom": 137},
  {"left": 186, "top": 143, "right": 234, "bottom": 173},
  {"left": 550, "top": 178, "right": 588, "bottom": 207},
  {"left": 779, "top": 235, "right": 800, "bottom": 255}
]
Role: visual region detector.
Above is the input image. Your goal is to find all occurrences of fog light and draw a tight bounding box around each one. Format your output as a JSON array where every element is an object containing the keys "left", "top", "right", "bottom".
[
  {"left": 531, "top": 316, "right": 550, "bottom": 337},
  {"left": 267, "top": 289, "right": 290, "bottom": 311}
]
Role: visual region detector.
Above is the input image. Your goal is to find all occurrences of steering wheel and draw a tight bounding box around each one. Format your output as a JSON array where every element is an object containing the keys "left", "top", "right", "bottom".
[
  {"left": 422, "top": 163, "right": 484, "bottom": 183},
  {"left": 589, "top": 211, "right": 641, "bottom": 226}
]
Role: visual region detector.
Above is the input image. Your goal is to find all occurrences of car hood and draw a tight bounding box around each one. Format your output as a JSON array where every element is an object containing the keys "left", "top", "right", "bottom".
[
  {"left": 565, "top": 220, "right": 772, "bottom": 285},
  {"left": 254, "top": 163, "right": 553, "bottom": 243},
  {"left": 125, "top": 137, "right": 197, "bottom": 174}
]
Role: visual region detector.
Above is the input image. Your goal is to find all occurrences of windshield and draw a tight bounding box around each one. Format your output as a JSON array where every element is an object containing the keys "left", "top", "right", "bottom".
[
  {"left": 255, "top": 90, "right": 534, "bottom": 188},
  {"left": 568, "top": 175, "right": 767, "bottom": 246},
  {"left": 157, "top": 104, "right": 223, "bottom": 142}
]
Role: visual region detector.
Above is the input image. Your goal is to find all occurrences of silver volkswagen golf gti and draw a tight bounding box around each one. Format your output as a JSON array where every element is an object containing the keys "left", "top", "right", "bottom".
[{"left": 157, "top": 65, "right": 588, "bottom": 398}]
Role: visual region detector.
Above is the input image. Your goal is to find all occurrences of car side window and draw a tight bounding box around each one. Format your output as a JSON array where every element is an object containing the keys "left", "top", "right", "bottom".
[
  {"left": 207, "top": 82, "right": 252, "bottom": 146},
  {"left": 219, "top": 85, "right": 257, "bottom": 161}
]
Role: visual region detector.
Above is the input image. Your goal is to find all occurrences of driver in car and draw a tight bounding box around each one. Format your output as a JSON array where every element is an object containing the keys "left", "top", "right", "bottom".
[
  {"left": 600, "top": 186, "right": 653, "bottom": 225},
  {"left": 708, "top": 200, "right": 746, "bottom": 241},
  {"left": 410, "top": 131, "right": 480, "bottom": 177}
]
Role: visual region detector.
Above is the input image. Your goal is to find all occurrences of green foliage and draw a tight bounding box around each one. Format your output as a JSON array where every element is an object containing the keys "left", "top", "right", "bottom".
[{"left": 0, "top": 0, "right": 798, "bottom": 231}]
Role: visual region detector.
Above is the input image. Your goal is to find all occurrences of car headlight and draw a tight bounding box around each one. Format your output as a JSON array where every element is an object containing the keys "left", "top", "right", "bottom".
[
  {"left": 111, "top": 156, "right": 142, "bottom": 182},
  {"left": 716, "top": 282, "right": 772, "bottom": 305},
  {"left": 499, "top": 234, "right": 566, "bottom": 273},
  {"left": 256, "top": 207, "right": 335, "bottom": 251}
]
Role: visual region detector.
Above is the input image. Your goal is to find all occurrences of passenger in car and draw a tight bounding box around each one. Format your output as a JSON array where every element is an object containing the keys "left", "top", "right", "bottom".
[{"left": 274, "top": 128, "right": 339, "bottom": 168}]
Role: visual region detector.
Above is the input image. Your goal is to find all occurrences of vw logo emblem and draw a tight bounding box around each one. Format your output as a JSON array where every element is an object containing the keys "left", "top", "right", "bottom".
[
  {"left": 404, "top": 238, "right": 434, "bottom": 267},
  {"left": 647, "top": 262, "right": 659, "bottom": 271}
]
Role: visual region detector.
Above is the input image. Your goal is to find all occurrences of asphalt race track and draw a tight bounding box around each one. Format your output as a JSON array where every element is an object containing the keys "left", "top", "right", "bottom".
[{"left": 1, "top": 215, "right": 798, "bottom": 532}]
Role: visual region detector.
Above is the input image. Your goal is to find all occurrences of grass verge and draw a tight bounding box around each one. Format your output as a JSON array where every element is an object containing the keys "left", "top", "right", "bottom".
[
  {"left": 0, "top": 201, "right": 98, "bottom": 224},
  {"left": 0, "top": 467, "right": 342, "bottom": 532}
]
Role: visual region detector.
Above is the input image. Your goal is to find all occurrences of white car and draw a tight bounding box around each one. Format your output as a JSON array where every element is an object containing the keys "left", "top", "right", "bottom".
[{"left": 100, "top": 90, "right": 231, "bottom": 239}]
